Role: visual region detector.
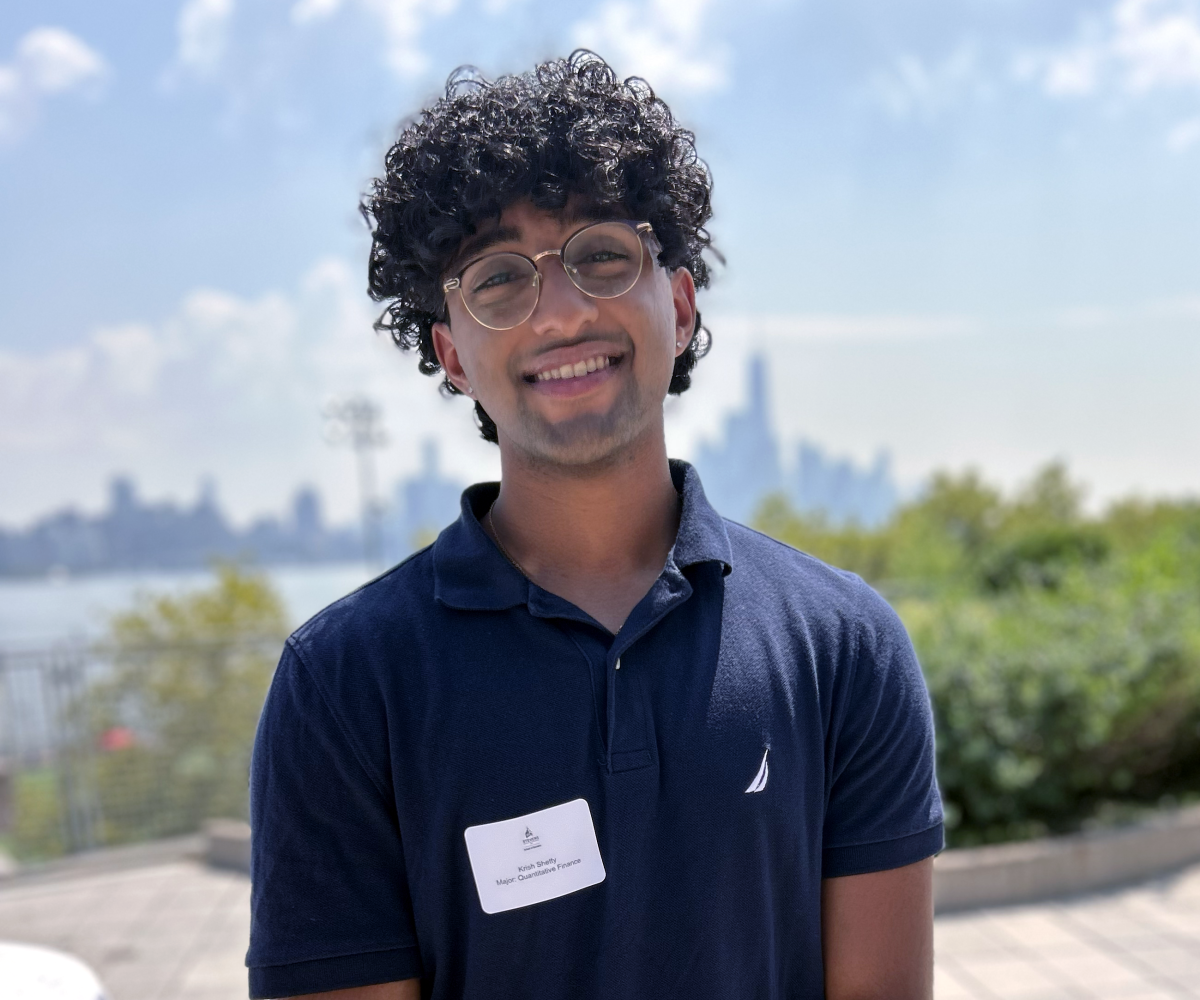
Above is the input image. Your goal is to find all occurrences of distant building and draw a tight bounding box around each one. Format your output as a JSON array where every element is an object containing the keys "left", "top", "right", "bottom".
[
  {"left": 0, "top": 441, "right": 470, "bottom": 578},
  {"left": 692, "top": 354, "right": 899, "bottom": 528},
  {"left": 244, "top": 487, "right": 358, "bottom": 564},
  {"left": 383, "top": 440, "right": 465, "bottom": 560},
  {"left": 0, "top": 478, "right": 357, "bottom": 578},
  {"left": 791, "top": 441, "right": 898, "bottom": 528},
  {"left": 692, "top": 356, "right": 783, "bottom": 524}
]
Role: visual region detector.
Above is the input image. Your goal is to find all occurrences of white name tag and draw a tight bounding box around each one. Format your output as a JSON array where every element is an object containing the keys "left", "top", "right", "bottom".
[{"left": 464, "top": 798, "right": 606, "bottom": 914}]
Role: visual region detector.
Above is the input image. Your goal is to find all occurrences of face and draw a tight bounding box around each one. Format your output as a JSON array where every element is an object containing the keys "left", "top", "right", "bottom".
[{"left": 431, "top": 200, "right": 696, "bottom": 469}]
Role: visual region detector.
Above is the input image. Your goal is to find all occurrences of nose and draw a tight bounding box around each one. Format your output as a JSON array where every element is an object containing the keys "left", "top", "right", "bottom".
[{"left": 528, "top": 254, "right": 600, "bottom": 338}]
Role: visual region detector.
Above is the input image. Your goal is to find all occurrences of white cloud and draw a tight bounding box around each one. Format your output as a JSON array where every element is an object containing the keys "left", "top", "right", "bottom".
[
  {"left": 1148, "top": 293, "right": 1200, "bottom": 317},
  {"left": 173, "top": 0, "right": 236, "bottom": 79},
  {"left": 1024, "top": 0, "right": 1200, "bottom": 98},
  {"left": 290, "top": 0, "right": 460, "bottom": 77},
  {"left": 572, "top": 0, "right": 729, "bottom": 95},
  {"left": 0, "top": 27, "right": 108, "bottom": 143},
  {"left": 709, "top": 313, "right": 982, "bottom": 342},
  {"left": 1036, "top": 42, "right": 1105, "bottom": 97},
  {"left": 868, "top": 42, "right": 987, "bottom": 122},
  {"left": 291, "top": 0, "right": 344, "bottom": 23},
  {"left": 1115, "top": 0, "right": 1200, "bottom": 91},
  {"left": 0, "top": 259, "right": 500, "bottom": 525},
  {"left": 1167, "top": 113, "right": 1200, "bottom": 146},
  {"left": 17, "top": 27, "right": 107, "bottom": 93},
  {"left": 1053, "top": 305, "right": 1118, "bottom": 330}
]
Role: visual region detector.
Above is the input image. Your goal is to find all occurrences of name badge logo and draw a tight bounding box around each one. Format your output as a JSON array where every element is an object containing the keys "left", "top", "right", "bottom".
[{"left": 464, "top": 798, "right": 606, "bottom": 914}]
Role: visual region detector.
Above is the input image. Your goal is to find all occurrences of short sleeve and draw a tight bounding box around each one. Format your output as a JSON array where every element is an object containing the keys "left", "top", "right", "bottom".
[
  {"left": 247, "top": 642, "right": 422, "bottom": 998},
  {"left": 821, "top": 587, "right": 944, "bottom": 878}
]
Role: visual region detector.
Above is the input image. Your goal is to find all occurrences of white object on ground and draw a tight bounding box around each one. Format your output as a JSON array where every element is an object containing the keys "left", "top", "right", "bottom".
[{"left": 0, "top": 941, "right": 108, "bottom": 1000}]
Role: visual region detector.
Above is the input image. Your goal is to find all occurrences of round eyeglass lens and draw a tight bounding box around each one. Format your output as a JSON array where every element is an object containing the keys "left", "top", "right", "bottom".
[
  {"left": 460, "top": 252, "right": 540, "bottom": 330},
  {"left": 564, "top": 222, "right": 645, "bottom": 298}
]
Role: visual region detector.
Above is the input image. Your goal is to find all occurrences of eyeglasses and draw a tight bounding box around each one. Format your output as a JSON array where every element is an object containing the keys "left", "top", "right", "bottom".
[{"left": 442, "top": 220, "right": 654, "bottom": 331}]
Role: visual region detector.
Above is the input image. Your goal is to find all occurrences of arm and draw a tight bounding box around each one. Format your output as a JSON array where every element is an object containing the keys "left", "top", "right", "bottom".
[
  {"left": 821, "top": 857, "right": 933, "bottom": 1000},
  {"left": 287, "top": 979, "right": 421, "bottom": 1000},
  {"left": 248, "top": 646, "right": 423, "bottom": 998}
]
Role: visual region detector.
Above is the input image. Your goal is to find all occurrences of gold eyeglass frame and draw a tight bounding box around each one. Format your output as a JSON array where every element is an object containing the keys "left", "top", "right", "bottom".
[{"left": 442, "top": 220, "right": 655, "bottom": 331}]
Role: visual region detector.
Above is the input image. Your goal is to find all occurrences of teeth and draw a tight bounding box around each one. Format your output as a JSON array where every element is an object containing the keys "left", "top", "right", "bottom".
[{"left": 534, "top": 355, "right": 612, "bottom": 382}]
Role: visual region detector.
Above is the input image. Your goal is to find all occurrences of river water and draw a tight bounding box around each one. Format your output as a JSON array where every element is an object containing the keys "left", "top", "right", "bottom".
[{"left": 0, "top": 563, "right": 374, "bottom": 650}]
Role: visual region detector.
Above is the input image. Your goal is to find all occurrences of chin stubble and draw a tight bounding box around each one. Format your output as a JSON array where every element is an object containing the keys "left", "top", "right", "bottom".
[{"left": 513, "top": 368, "right": 648, "bottom": 467}]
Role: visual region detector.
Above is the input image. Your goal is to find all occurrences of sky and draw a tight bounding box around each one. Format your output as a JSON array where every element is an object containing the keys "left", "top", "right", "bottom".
[{"left": 1, "top": 0, "right": 1198, "bottom": 526}]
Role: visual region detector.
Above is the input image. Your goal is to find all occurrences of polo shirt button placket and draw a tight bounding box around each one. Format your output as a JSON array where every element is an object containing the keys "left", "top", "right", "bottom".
[
  {"left": 605, "top": 654, "right": 618, "bottom": 773},
  {"left": 602, "top": 647, "right": 658, "bottom": 776}
]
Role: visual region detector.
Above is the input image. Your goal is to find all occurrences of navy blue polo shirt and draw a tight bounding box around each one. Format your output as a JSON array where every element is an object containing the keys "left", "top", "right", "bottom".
[{"left": 247, "top": 461, "right": 942, "bottom": 1000}]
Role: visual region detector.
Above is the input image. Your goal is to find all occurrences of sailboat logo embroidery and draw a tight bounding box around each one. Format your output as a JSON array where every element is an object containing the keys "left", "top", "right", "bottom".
[{"left": 744, "top": 748, "right": 769, "bottom": 794}]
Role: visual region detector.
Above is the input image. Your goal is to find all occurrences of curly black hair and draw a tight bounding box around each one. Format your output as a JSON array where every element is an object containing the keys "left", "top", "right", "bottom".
[{"left": 362, "top": 50, "right": 716, "bottom": 443}]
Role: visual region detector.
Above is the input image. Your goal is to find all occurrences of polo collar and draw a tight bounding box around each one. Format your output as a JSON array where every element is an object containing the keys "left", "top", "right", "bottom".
[
  {"left": 432, "top": 459, "right": 732, "bottom": 612},
  {"left": 667, "top": 459, "right": 733, "bottom": 574}
]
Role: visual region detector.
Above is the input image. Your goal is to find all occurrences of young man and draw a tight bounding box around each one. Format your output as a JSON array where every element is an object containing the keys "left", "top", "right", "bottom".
[{"left": 247, "top": 52, "right": 942, "bottom": 1000}]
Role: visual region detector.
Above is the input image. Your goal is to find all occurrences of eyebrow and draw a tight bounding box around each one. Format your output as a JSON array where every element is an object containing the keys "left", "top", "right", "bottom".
[
  {"left": 445, "top": 206, "right": 633, "bottom": 278},
  {"left": 448, "top": 225, "right": 523, "bottom": 275}
]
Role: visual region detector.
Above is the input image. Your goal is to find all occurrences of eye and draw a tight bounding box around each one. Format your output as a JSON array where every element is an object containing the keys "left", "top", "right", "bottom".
[
  {"left": 471, "top": 269, "right": 519, "bottom": 294},
  {"left": 583, "top": 250, "right": 630, "bottom": 264}
]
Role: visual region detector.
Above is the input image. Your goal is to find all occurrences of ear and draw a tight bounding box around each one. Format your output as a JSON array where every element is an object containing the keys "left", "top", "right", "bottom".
[
  {"left": 432, "top": 320, "right": 474, "bottom": 397},
  {"left": 670, "top": 267, "right": 697, "bottom": 356}
]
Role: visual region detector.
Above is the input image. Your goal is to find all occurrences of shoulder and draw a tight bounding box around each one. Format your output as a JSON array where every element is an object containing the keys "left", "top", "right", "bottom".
[
  {"left": 286, "top": 544, "right": 437, "bottom": 672},
  {"left": 264, "top": 546, "right": 440, "bottom": 756},
  {"left": 721, "top": 519, "right": 904, "bottom": 648}
]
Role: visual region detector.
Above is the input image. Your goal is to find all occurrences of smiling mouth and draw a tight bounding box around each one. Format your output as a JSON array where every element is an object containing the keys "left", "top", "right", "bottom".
[{"left": 523, "top": 353, "right": 624, "bottom": 384}]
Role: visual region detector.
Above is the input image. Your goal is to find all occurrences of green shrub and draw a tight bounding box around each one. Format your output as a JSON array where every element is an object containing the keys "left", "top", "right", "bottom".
[
  {"left": 8, "top": 769, "right": 67, "bottom": 861},
  {"left": 88, "top": 565, "right": 288, "bottom": 844},
  {"left": 755, "top": 464, "right": 1200, "bottom": 845},
  {"left": 903, "top": 581, "right": 1200, "bottom": 845}
]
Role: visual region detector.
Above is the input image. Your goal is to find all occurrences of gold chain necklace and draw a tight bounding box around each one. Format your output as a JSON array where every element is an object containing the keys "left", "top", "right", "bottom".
[
  {"left": 487, "top": 503, "right": 533, "bottom": 581},
  {"left": 487, "top": 503, "right": 623, "bottom": 634}
]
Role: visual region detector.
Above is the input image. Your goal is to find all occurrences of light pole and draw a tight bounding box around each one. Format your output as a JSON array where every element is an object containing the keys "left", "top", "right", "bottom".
[{"left": 323, "top": 395, "right": 388, "bottom": 568}]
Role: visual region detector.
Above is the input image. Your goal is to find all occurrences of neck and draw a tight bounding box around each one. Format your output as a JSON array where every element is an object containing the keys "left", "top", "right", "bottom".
[{"left": 487, "top": 425, "right": 680, "bottom": 631}]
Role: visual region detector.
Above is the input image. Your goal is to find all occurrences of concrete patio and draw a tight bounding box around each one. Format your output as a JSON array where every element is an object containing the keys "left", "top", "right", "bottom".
[{"left": 0, "top": 851, "right": 1197, "bottom": 1000}]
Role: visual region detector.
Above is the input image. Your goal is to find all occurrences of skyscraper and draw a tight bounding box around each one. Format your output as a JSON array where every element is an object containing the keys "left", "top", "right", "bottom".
[
  {"left": 693, "top": 354, "right": 899, "bottom": 528},
  {"left": 692, "top": 355, "right": 783, "bottom": 525}
]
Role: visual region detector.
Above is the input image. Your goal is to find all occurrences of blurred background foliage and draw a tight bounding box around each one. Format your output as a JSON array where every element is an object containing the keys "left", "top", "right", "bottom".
[
  {"left": 757, "top": 463, "right": 1200, "bottom": 847},
  {"left": 90, "top": 565, "right": 287, "bottom": 845},
  {"left": 7, "top": 473, "right": 1198, "bottom": 860},
  {"left": 7, "top": 566, "right": 287, "bottom": 859}
]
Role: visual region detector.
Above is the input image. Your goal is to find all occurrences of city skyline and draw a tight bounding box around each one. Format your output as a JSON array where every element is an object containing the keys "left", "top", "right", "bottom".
[
  {"left": 3, "top": 1, "right": 1198, "bottom": 524},
  {"left": 0, "top": 353, "right": 904, "bottom": 574},
  {"left": 693, "top": 355, "right": 900, "bottom": 527}
]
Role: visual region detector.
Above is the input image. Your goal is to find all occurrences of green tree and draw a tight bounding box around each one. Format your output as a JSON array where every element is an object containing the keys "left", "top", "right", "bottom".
[
  {"left": 89, "top": 565, "right": 288, "bottom": 843},
  {"left": 754, "top": 464, "right": 1200, "bottom": 845},
  {"left": 903, "top": 580, "right": 1200, "bottom": 844},
  {"left": 755, "top": 495, "right": 892, "bottom": 583}
]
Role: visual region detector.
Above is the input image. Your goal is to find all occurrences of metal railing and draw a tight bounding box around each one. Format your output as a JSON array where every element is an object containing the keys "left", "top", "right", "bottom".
[{"left": 0, "top": 638, "right": 282, "bottom": 861}]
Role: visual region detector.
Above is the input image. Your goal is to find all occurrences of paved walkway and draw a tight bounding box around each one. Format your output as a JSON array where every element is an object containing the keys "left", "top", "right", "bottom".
[
  {"left": 935, "top": 864, "right": 1200, "bottom": 999},
  {"left": 0, "top": 857, "right": 1197, "bottom": 1000}
]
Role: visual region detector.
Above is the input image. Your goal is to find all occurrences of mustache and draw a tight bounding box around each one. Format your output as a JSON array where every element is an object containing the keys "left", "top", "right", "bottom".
[{"left": 522, "top": 331, "right": 629, "bottom": 360}]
